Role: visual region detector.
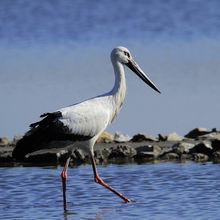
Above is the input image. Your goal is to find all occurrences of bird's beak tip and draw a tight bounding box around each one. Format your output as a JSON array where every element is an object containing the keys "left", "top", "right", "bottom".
[
  {"left": 152, "top": 87, "right": 161, "bottom": 94},
  {"left": 126, "top": 59, "right": 161, "bottom": 94}
]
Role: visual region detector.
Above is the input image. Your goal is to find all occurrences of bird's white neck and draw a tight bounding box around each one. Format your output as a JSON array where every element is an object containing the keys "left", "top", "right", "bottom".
[{"left": 109, "top": 60, "right": 127, "bottom": 122}]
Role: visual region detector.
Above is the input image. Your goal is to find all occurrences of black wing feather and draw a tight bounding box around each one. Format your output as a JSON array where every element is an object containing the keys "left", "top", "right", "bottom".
[{"left": 12, "top": 111, "right": 92, "bottom": 160}]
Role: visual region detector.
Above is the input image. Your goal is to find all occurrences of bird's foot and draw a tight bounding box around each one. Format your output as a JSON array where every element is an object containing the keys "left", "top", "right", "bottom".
[
  {"left": 123, "top": 197, "right": 131, "bottom": 203},
  {"left": 95, "top": 175, "right": 131, "bottom": 203}
]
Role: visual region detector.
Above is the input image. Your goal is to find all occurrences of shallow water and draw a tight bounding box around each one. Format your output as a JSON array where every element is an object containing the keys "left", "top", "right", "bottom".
[{"left": 0, "top": 162, "right": 219, "bottom": 220}]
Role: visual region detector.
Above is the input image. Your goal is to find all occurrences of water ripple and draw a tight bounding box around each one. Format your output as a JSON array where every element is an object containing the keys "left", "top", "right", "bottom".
[{"left": 0, "top": 162, "right": 219, "bottom": 219}]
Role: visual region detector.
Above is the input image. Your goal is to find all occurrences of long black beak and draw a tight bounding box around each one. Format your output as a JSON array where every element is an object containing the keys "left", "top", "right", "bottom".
[{"left": 126, "top": 59, "right": 161, "bottom": 93}]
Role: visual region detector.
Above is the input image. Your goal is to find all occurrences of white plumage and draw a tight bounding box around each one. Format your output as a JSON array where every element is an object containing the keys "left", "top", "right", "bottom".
[
  {"left": 12, "top": 46, "right": 160, "bottom": 210},
  {"left": 60, "top": 98, "right": 111, "bottom": 140}
]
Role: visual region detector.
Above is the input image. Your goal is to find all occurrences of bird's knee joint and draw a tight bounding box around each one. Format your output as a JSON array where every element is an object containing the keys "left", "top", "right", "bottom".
[
  {"left": 95, "top": 176, "right": 105, "bottom": 185},
  {"left": 95, "top": 176, "right": 100, "bottom": 183},
  {"left": 61, "top": 172, "right": 68, "bottom": 180},
  {"left": 94, "top": 177, "right": 99, "bottom": 183}
]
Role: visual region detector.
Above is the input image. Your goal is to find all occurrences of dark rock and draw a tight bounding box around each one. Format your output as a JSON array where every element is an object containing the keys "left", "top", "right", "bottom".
[
  {"left": 180, "top": 153, "right": 193, "bottom": 160},
  {"left": 134, "top": 145, "right": 162, "bottom": 159},
  {"left": 185, "top": 128, "right": 209, "bottom": 139},
  {"left": 72, "top": 149, "right": 87, "bottom": 162},
  {"left": 212, "top": 139, "right": 220, "bottom": 152},
  {"left": 73, "top": 149, "right": 85, "bottom": 160},
  {"left": 189, "top": 141, "right": 213, "bottom": 157},
  {"left": 108, "top": 145, "right": 136, "bottom": 159},
  {"left": 213, "top": 151, "right": 220, "bottom": 162},
  {"left": 130, "top": 134, "right": 157, "bottom": 142},
  {"left": 192, "top": 153, "right": 209, "bottom": 162},
  {"left": 94, "top": 148, "right": 111, "bottom": 163},
  {"left": 59, "top": 152, "right": 72, "bottom": 164},
  {"left": 158, "top": 133, "right": 183, "bottom": 142},
  {"left": 102, "top": 148, "right": 111, "bottom": 158},
  {"left": 94, "top": 149, "right": 103, "bottom": 161},
  {"left": 162, "top": 153, "right": 179, "bottom": 160},
  {"left": 158, "top": 134, "right": 167, "bottom": 141},
  {"left": 0, "top": 147, "right": 13, "bottom": 162}
]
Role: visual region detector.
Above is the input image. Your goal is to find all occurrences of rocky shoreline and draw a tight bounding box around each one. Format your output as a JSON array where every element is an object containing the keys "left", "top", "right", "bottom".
[{"left": 1, "top": 128, "right": 220, "bottom": 166}]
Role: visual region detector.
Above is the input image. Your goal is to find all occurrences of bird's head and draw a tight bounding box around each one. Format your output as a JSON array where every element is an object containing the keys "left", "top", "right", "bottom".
[
  {"left": 111, "top": 46, "right": 161, "bottom": 94},
  {"left": 111, "top": 46, "right": 132, "bottom": 64}
]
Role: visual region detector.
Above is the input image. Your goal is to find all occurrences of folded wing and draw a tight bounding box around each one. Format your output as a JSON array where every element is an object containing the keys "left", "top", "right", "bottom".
[{"left": 12, "top": 100, "right": 110, "bottom": 160}]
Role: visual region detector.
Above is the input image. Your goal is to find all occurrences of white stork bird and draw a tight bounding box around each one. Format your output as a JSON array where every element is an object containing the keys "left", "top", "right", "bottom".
[{"left": 12, "top": 46, "right": 160, "bottom": 211}]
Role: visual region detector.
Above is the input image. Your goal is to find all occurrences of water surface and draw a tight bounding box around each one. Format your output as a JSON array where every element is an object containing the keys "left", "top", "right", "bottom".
[{"left": 0, "top": 162, "right": 219, "bottom": 220}]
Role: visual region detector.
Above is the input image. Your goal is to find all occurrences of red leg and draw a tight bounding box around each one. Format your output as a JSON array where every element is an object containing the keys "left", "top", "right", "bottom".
[
  {"left": 90, "top": 152, "right": 131, "bottom": 203},
  {"left": 61, "top": 157, "right": 71, "bottom": 211}
]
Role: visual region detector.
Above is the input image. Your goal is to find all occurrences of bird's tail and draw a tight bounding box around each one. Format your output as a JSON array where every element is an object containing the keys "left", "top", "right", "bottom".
[
  {"left": 12, "top": 129, "right": 45, "bottom": 160},
  {"left": 12, "top": 136, "right": 32, "bottom": 160},
  {"left": 12, "top": 111, "right": 62, "bottom": 160}
]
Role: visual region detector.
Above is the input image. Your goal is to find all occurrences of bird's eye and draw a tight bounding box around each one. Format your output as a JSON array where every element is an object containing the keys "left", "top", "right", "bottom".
[{"left": 124, "top": 51, "right": 130, "bottom": 58}]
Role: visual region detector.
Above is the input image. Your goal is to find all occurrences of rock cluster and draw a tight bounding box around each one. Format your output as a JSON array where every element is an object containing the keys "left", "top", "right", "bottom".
[{"left": 0, "top": 128, "right": 220, "bottom": 166}]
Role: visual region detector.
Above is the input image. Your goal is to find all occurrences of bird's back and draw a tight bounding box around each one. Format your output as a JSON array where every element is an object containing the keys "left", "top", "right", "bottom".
[{"left": 12, "top": 97, "right": 112, "bottom": 160}]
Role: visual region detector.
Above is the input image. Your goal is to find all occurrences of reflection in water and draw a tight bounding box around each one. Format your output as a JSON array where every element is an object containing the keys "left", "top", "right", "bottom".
[{"left": 95, "top": 208, "right": 115, "bottom": 220}]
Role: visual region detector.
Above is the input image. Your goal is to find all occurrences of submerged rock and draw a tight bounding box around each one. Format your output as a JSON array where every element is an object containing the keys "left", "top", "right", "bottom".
[
  {"left": 192, "top": 153, "right": 209, "bottom": 162},
  {"left": 179, "top": 153, "right": 193, "bottom": 160},
  {"left": 162, "top": 152, "right": 179, "bottom": 160},
  {"left": 213, "top": 151, "right": 220, "bottom": 162}
]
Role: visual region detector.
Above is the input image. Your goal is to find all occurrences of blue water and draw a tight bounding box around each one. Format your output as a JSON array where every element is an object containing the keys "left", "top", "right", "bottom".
[
  {"left": 0, "top": 162, "right": 219, "bottom": 220},
  {"left": 0, "top": 0, "right": 220, "bottom": 138}
]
